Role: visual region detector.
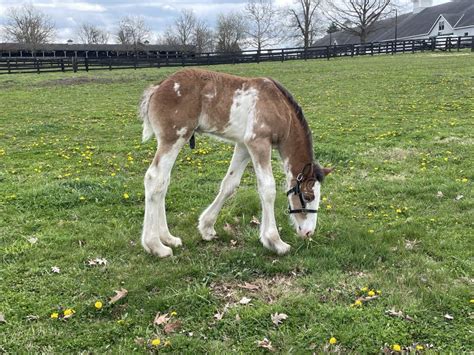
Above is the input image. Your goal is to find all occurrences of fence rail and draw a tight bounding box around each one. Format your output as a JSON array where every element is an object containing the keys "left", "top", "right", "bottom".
[{"left": 1, "top": 36, "right": 473, "bottom": 75}]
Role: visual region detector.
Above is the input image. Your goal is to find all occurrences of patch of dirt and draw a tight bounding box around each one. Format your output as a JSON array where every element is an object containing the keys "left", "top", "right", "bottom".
[
  {"left": 435, "top": 136, "right": 474, "bottom": 145},
  {"left": 210, "top": 274, "right": 303, "bottom": 304},
  {"left": 363, "top": 147, "right": 417, "bottom": 161},
  {"left": 38, "top": 76, "right": 117, "bottom": 87}
]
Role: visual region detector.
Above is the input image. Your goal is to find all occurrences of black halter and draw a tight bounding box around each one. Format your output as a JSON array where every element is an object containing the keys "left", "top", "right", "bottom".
[{"left": 286, "top": 165, "right": 318, "bottom": 215}]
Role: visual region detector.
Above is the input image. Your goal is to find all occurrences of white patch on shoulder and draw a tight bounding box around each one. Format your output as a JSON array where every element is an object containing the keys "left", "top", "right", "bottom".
[
  {"left": 176, "top": 127, "right": 187, "bottom": 137},
  {"left": 174, "top": 82, "right": 181, "bottom": 96},
  {"left": 225, "top": 87, "right": 258, "bottom": 142}
]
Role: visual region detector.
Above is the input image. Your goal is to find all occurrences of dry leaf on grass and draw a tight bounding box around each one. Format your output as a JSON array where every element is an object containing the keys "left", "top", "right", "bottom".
[
  {"left": 0, "top": 313, "right": 5, "bottom": 323},
  {"left": 455, "top": 194, "right": 463, "bottom": 201},
  {"left": 27, "top": 237, "right": 38, "bottom": 244},
  {"left": 250, "top": 216, "right": 261, "bottom": 226},
  {"left": 444, "top": 313, "right": 454, "bottom": 320},
  {"left": 214, "top": 303, "right": 230, "bottom": 321},
  {"left": 436, "top": 191, "right": 444, "bottom": 198},
  {"left": 154, "top": 312, "right": 170, "bottom": 326},
  {"left": 163, "top": 320, "right": 182, "bottom": 334},
  {"left": 257, "top": 338, "right": 275, "bottom": 352},
  {"left": 51, "top": 266, "right": 60, "bottom": 273},
  {"left": 239, "top": 296, "right": 252, "bottom": 305},
  {"left": 385, "top": 309, "right": 414, "bottom": 322},
  {"left": 237, "top": 282, "right": 260, "bottom": 291},
  {"left": 109, "top": 288, "right": 128, "bottom": 304},
  {"left": 271, "top": 313, "right": 288, "bottom": 326},
  {"left": 87, "top": 258, "right": 108, "bottom": 266},
  {"left": 223, "top": 223, "right": 236, "bottom": 235},
  {"left": 26, "top": 314, "right": 39, "bottom": 321}
]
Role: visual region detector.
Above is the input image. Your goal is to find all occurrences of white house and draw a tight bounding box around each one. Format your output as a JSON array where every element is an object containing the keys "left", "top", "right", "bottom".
[{"left": 315, "top": 0, "right": 474, "bottom": 45}]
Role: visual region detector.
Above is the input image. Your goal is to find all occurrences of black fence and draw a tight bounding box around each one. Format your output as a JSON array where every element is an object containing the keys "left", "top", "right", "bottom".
[{"left": 1, "top": 36, "right": 472, "bottom": 75}]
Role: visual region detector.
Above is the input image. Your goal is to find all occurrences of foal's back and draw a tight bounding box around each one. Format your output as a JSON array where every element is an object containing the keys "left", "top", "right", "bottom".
[{"left": 147, "top": 69, "right": 291, "bottom": 145}]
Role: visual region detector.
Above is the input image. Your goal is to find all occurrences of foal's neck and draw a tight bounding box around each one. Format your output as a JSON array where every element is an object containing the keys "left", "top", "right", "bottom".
[{"left": 278, "top": 118, "right": 314, "bottom": 184}]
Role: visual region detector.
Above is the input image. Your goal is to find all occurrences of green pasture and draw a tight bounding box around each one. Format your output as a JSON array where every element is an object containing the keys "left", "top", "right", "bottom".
[{"left": 0, "top": 52, "right": 473, "bottom": 353}]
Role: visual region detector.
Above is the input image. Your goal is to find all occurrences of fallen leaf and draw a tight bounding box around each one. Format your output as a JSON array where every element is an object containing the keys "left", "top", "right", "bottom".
[
  {"left": 237, "top": 282, "right": 260, "bottom": 291},
  {"left": 239, "top": 296, "right": 252, "bottom": 305},
  {"left": 27, "top": 237, "right": 38, "bottom": 244},
  {"left": 153, "top": 312, "right": 170, "bottom": 326},
  {"left": 436, "top": 191, "right": 444, "bottom": 198},
  {"left": 250, "top": 216, "right": 261, "bottom": 226},
  {"left": 109, "top": 288, "right": 128, "bottom": 304},
  {"left": 455, "top": 194, "right": 463, "bottom": 201},
  {"left": 51, "top": 266, "right": 60, "bottom": 273},
  {"left": 87, "top": 257, "right": 108, "bottom": 266},
  {"left": 257, "top": 338, "right": 275, "bottom": 352},
  {"left": 26, "top": 314, "right": 39, "bottom": 321},
  {"left": 214, "top": 303, "right": 230, "bottom": 321},
  {"left": 235, "top": 314, "right": 241, "bottom": 321},
  {"left": 444, "top": 313, "right": 454, "bottom": 320},
  {"left": 385, "top": 309, "right": 414, "bottom": 322},
  {"left": 0, "top": 313, "right": 5, "bottom": 323},
  {"left": 134, "top": 337, "right": 145, "bottom": 346},
  {"left": 271, "top": 312, "right": 288, "bottom": 326},
  {"left": 230, "top": 239, "right": 237, "bottom": 247},
  {"left": 163, "top": 320, "right": 182, "bottom": 334}
]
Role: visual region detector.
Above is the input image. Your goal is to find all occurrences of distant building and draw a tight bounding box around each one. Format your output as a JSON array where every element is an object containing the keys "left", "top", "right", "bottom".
[
  {"left": 0, "top": 42, "right": 195, "bottom": 58},
  {"left": 315, "top": 0, "right": 474, "bottom": 46}
]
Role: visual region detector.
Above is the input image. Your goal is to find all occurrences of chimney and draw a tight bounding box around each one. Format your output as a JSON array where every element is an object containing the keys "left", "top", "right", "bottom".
[{"left": 412, "top": 0, "right": 433, "bottom": 14}]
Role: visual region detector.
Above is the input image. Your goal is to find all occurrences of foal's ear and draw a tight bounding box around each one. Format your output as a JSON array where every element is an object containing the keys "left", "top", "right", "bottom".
[{"left": 322, "top": 167, "right": 334, "bottom": 176}]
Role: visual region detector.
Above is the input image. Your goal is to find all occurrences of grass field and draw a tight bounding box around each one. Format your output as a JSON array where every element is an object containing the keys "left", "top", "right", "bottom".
[{"left": 1, "top": 52, "right": 473, "bottom": 353}]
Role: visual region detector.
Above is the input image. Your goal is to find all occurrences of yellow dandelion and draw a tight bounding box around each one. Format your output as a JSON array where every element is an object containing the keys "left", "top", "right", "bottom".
[
  {"left": 79, "top": 196, "right": 85, "bottom": 201},
  {"left": 462, "top": 178, "right": 468, "bottom": 183},
  {"left": 170, "top": 311, "right": 177, "bottom": 316},
  {"left": 354, "top": 300, "right": 362, "bottom": 307},
  {"left": 329, "top": 337, "right": 337, "bottom": 345},
  {"left": 396, "top": 208, "right": 402, "bottom": 213},
  {"left": 361, "top": 287, "right": 368, "bottom": 292},
  {"left": 63, "top": 308, "right": 75, "bottom": 317},
  {"left": 416, "top": 344, "right": 424, "bottom": 351},
  {"left": 123, "top": 193, "right": 129, "bottom": 199},
  {"left": 376, "top": 290, "right": 382, "bottom": 295},
  {"left": 50, "top": 312, "right": 59, "bottom": 319},
  {"left": 392, "top": 344, "right": 401, "bottom": 352},
  {"left": 368, "top": 229, "right": 375, "bottom": 234},
  {"left": 326, "top": 204, "right": 332, "bottom": 210},
  {"left": 469, "top": 299, "right": 474, "bottom": 304},
  {"left": 94, "top": 301, "right": 103, "bottom": 310},
  {"left": 368, "top": 290, "right": 375, "bottom": 297},
  {"left": 151, "top": 338, "right": 161, "bottom": 346}
]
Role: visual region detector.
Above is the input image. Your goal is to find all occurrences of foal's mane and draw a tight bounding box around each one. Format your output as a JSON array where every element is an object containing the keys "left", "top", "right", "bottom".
[{"left": 268, "top": 78, "right": 324, "bottom": 182}]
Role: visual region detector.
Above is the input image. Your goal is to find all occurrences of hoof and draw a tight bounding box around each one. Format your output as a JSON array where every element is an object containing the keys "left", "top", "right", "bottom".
[
  {"left": 261, "top": 236, "right": 291, "bottom": 255},
  {"left": 162, "top": 235, "right": 182, "bottom": 248},
  {"left": 142, "top": 240, "right": 173, "bottom": 258},
  {"left": 198, "top": 222, "right": 217, "bottom": 241}
]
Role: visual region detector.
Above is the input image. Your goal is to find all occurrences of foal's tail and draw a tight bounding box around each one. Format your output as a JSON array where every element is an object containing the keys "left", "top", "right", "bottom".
[{"left": 139, "top": 85, "right": 159, "bottom": 143}]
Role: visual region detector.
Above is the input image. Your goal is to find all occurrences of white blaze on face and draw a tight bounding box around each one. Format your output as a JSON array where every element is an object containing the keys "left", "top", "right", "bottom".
[
  {"left": 289, "top": 180, "right": 321, "bottom": 238},
  {"left": 173, "top": 82, "right": 181, "bottom": 96}
]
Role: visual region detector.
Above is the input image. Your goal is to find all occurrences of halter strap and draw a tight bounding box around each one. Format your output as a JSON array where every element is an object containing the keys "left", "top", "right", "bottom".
[{"left": 286, "top": 165, "right": 318, "bottom": 215}]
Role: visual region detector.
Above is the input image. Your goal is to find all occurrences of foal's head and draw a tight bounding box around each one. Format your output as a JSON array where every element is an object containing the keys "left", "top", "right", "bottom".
[{"left": 287, "top": 163, "right": 332, "bottom": 238}]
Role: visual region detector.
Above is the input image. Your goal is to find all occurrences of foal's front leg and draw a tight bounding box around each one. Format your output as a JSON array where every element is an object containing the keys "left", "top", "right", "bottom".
[
  {"left": 142, "top": 139, "right": 185, "bottom": 257},
  {"left": 198, "top": 143, "right": 250, "bottom": 240},
  {"left": 246, "top": 139, "right": 291, "bottom": 255}
]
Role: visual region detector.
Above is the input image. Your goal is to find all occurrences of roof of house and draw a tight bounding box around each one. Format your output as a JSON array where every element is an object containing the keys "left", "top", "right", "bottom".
[{"left": 314, "top": 0, "right": 474, "bottom": 45}]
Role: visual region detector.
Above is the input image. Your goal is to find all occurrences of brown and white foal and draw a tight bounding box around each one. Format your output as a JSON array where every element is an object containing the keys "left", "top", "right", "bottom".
[{"left": 139, "top": 69, "right": 331, "bottom": 258}]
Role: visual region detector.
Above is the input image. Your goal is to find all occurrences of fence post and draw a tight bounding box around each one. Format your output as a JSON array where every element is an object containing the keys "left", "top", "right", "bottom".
[
  {"left": 471, "top": 36, "right": 474, "bottom": 52},
  {"left": 351, "top": 44, "right": 354, "bottom": 57},
  {"left": 431, "top": 38, "right": 436, "bottom": 51},
  {"left": 370, "top": 42, "right": 374, "bottom": 55},
  {"left": 109, "top": 57, "right": 112, "bottom": 70},
  {"left": 7, "top": 60, "right": 11, "bottom": 74},
  {"left": 72, "top": 57, "right": 78, "bottom": 73},
  {"left": 326, "top": 46, "right": 330, "bottom": 60},
  {"left": 35, "top": 58, "right": 40, "bottom": 74},
  {"left": 61, "top": 59, "right": 65, "bottom": 72},
  {"left": 281, "top": 49, "right": 284, "bottom": 62},
  {"left": 447, "top": 37, "right": 451, "bottom": 52},
  {"left": 85, "top": 57, "right": 89, "bottom": 72}
]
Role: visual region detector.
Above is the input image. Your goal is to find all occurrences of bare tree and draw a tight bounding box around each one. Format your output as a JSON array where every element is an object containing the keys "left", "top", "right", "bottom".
[
  {"left": 116, "top": 16, "right": 150, "bottom": 50},
  {"left": 174, "top": 9, "right": 196, "bottom": 47},
  {"left": 2, "top": 4, "right": 55, "bottom": 54},
  {"left": 193, "top": 19, "right": 214, "bottom": 53},
  {"left": 244, "top": 0, "right": 282, "bottom": 51},
  {"left": 288, "top": 0, "right": 324, "bottom": 49},
  {"left": 77, "top": 23, "right": 109, "bottom": 44},
  {"left": 215, "top": 12, "right": 247, "bottom": 53},
  {"left": 325, "top": 0, "right": 393, "bottom": 43}
]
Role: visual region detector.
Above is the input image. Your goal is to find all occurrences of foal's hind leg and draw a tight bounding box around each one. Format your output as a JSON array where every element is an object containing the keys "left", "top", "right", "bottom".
[
  {"left": 142, "top": 138, "right": 187, "bottom": 257},
  {"left": 198, "top": 143, "right": 250, "bottom": 240}
]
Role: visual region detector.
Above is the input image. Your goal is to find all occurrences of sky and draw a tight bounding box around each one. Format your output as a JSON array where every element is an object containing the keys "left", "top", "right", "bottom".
[{"left": 0, "top": 0, "right": 453, "bottom": 43}]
